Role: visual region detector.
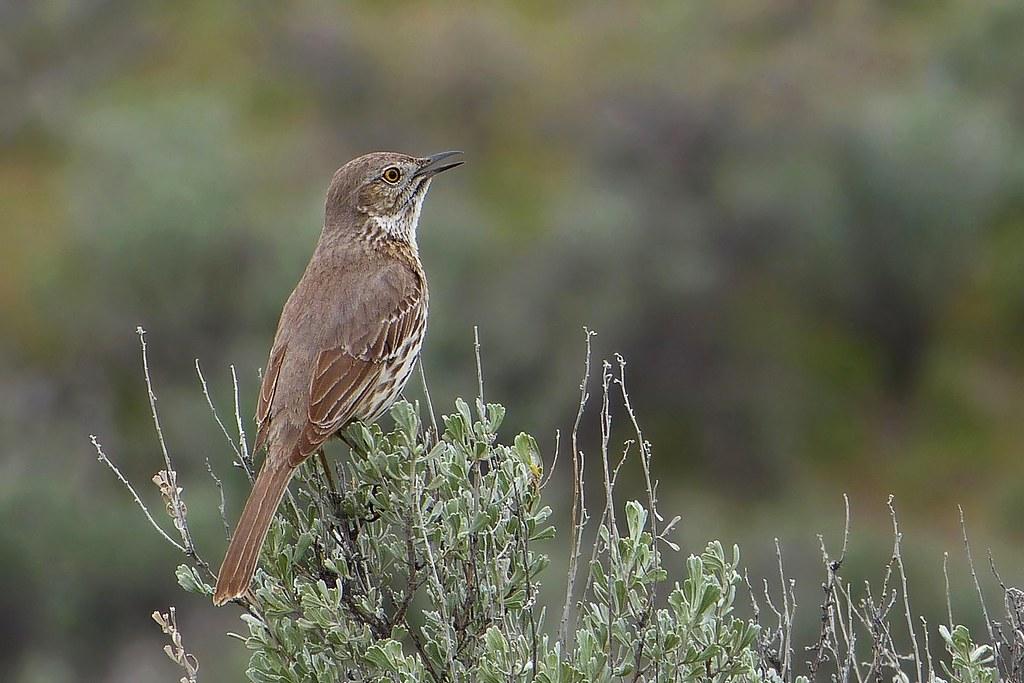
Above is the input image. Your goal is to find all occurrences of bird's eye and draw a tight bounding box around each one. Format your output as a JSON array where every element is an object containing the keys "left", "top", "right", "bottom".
[{"left": 382, "top": 167, "right": 401, "bottom": 184}]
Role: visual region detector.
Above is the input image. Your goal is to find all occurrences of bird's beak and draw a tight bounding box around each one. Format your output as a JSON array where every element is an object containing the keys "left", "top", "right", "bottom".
[{"left": 415, "top": 150, "right": 464, "bottom": 178}]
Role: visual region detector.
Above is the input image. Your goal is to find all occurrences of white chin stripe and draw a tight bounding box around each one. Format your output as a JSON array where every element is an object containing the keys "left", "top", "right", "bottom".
[{"left": 372, "top": 185, "right": 428, "bottom": 242}]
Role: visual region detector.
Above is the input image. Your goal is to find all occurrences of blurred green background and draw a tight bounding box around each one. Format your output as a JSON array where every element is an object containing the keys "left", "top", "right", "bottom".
[{"left": 2, "top": 1, "right": 1024, "bottom": 680}]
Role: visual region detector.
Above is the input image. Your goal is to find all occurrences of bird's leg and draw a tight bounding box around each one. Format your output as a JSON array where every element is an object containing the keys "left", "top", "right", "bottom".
[
  {"left": 336, "top": 425, "right": 380, "bottom": 538},
  {"left": 338, "top": 428, "right": 359, "bottom": 455},
  {"left": 318, "top": 449, "right": 338, "bottom": 496},
  {"left": 315, "top": 448, "right": 351, "bottom": 541}
]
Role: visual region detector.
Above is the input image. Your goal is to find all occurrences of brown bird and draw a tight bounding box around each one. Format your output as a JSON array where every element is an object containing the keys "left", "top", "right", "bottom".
[{"left": 213, "top": 150, "right": 463, "bottom": 605}]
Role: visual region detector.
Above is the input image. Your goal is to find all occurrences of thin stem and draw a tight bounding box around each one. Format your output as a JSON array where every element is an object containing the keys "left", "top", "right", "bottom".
[
  {"left": 205, "top": 453, "right": 230, "bottom": 540},
  {"left": 230, "top": 364, "right": 254, "bottom": 480},
  {"left": 944, "top": 552, "right": 954, "bottom": 628},
  {"left": 138, "top": 327, "right": 173, "bottom": 475},
  {"left": 418, "top": 361, "right": 439, "bottom": 446},
  {"left": 558, "top": 327, "right": 595, "bottom": 651},
  {"left": 90, "top": 435, "right": 185, "bottom": 553},
  {"left": 195, "top": 359, "right": 243, "bottom": 462},
  {"left": 960, "top": 505, "right": 999, "bottom": 676},
  {"left": 473, "top": 325, "right": 484, "bottom": 408},
  {"left": 887, "top": 496, "right": 922, "bottom": 683}
]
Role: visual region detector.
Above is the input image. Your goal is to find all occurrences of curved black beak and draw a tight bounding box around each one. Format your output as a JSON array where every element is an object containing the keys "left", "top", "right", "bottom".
[{"left": 415, "top": 150, "right": 464, "bottom": 178}]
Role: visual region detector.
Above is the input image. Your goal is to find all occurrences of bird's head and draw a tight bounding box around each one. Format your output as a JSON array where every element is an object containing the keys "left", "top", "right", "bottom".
[{"left": 324, "top": 150, "right": 464, "bottom": 244}]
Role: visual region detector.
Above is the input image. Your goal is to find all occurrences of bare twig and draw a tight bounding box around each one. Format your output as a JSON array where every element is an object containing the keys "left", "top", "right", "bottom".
[
  {"left": 807, "top": 494, "right": 851, "bottom": 678},
  {"left": 834, "top": 579, "right": 864, "bottom": 683},
  {"left": 859, "top": 574, "right": 901, "bottom": 682},
  {"left": 230, "top": 364, "right": 253, "bottom": 480},
  {"left": 559, "top": 327, "right": 595, "bottom": 650},
  {"left": 138, "top": 327, "right": 174, "bottom": 475},
  {"left": 540, "top": 428, "right": 560, "bottom": 489},
  {"left": 614, "top": 353, "right": 663, "bottom": 682},
  {"left": 583, "top": 444, "right": 631, "bottom": 600},
  {"left": 597, "top": 360, "right": 617, "bottom": 661},
  {"left": 960, "top": 505, "right": 1000, "bottom": 677},
  {"left": 473, "top": 325, "right": 484, "bottom": 408},
  {"left": 613, "top": 355, "right": 658, "bottom": 529},
  {"left": 921, "top": 616, "right": 935, "bottom": 683},
  {"left": 206, "top": 454, "right": 230, "bottom": 540},
  {"left": 745, "top": 570, "right": 761, "bottom": 623},
  {"left": 193, "top": 362, "right": 232, "bottom": 539},
  {"left": 418, "top": 361, "right": 439, "bottom": 446},
  {"left": 90, "top": 435, "right": 185, "bottom": 553},
  {"left": 835, "top": 577, "right": 862, "bottom": 683},
  {"left": 775, "top": 538, "right": 794, "bottom": 680},
  {"left": 944, "top": 552, "right": 954, "bottom": 628},
  {"left": 989, "top": 549, "right": 1008, "bottom": 593},
  {"left": 786, "top": 576, "right": 798, "bottom": 679},
  {"left": 1003, "top": 588, "right": 1024, "bottom": 681},
  {"left": 136, "top": 329, "right": 212, "bottom": 575},
  {"left": 762, "top": 576, "right": 784, "bottom": 635},
  {"left": 887, "top": 495, "right": 922, "bottom": 683},
  {"left": 195, "top": 359, "right": 243, "bottom": 462},
  {"left": 599, "top": 361, "right": 618, "bottom": 546}
]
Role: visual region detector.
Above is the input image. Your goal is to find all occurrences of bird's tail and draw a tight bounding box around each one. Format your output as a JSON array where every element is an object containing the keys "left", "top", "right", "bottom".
[{"left": 213, "top": 458, "right": 295, "bottom": 605}]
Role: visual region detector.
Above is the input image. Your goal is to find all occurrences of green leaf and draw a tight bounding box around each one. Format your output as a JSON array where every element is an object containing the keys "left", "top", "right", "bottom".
[
  {"left": 390, "top": 400, "right": 420, "bottom": 440},
  {"left": 624, "top": 500, "right": 647, "bottom": 541},
  {"left": 175, "top": 564, "right": 213, "bottom": 595},
  {"left": 486, "top": 403, "right": 506, "bottom": 432},
  {"left": 695, "top": 583, "right": 722, "bottom": 618},
  {"left": 484, "top": 626, "right": 509, "bottom": 655},
  {"left": 362, "top": 648, "right": 390, "bottom": 670},
  {"left": 291, "top": 531, "right": 313, "bottom": 564}
]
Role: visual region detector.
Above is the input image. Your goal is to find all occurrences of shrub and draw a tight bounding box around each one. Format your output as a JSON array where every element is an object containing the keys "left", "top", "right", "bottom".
[{"left": 93, "top": 330, "right": 1022, "bottom": 682}]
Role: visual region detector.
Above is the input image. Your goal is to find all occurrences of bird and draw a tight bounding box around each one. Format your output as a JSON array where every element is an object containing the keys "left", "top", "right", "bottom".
[{"left": 213, "top": 150, "right": 463, "bottom": 606}]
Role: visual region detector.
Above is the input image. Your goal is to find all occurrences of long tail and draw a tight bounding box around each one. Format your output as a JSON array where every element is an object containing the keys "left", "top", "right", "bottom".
[{"left": 213, "top": 459, "right": 295, "bottom": 605}]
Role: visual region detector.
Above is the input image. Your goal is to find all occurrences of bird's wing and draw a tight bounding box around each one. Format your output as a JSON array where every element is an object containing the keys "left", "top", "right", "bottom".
[
  {"left": 290, "top": 260, "right": 425, "bottom": 464},
  {"left": 253, "top": 343, "right": 287, "bottom": 453}
]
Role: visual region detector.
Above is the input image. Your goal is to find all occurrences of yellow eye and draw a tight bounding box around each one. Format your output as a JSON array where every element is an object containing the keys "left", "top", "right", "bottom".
[{"left": 382, "top": 167, "right": 401, "bottom": 184}]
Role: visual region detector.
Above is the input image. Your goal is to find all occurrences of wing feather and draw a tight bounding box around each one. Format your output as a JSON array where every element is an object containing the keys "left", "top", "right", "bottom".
[
  {"left": 253, "top": 255, "right": 426, "bottom": 465},
  {"left": 253, "top": 344, "right": 287, "bottom": 452},
  {"left": 295, "top": 261, "right": 425, "bottom": 461}
]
